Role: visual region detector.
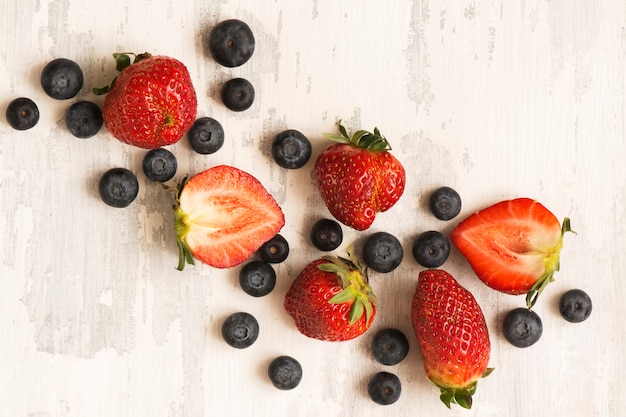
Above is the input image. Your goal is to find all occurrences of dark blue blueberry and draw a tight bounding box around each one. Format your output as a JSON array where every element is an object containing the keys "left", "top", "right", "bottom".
[
  {"left": 221, "top": 78, "right": 255, "bottom": 112},
  {"left": 271, "top": 130, "right": 312, "bottom": 169},
  {"left": 41, "top": 58, "right": 84, "bottom": 100},
  {"left": 98, "top": 168, "right": 139, "bottom": 208},
  {"left": 208, "top": 19, "right": 255, "bottom": 67},
  {"left": 429, "top": 186, "right": 462, "bottom": 221},
  {"left": 6, "top": 97, "right": 40, "bottom": 130},
  {"left": 502, "top": 308, "right": 543, "bottom": 348},
  {"left": 186, "top": 117, "right": 225, "bottom": 154},
  {"left": 239, "top": 261, "right": 276, "bottom": 297},
  {"left": 367, "top": 372, "right": 402, "bottom": 405},
  {"left": 412, "top": 230, "right": 450, "bottom": 268},
  {"left": 371, "top": 328, "right": 409, "bottom": 366},
  {"left": 559, "top": 289, "right": 592, "bottom": 323},
  {"left": 268, "top": 356, "right": 303, "bottom": 390},
  {"left": 221, "top": 312, "right": 259, "bottom": 349},
  {"left": 257, "top": 234, "right": 289, "bottom": 263},
  {"left": 362, "top": 232, "right": 403, "bottom": 273},
  {"left": 310, "top": 218, "right": 343, "bottom": 251},
  {"left": 142, "top": 148, "right": 177, "bottom": 182},
  {"left": 65, "top": 100, "right": 103, "bottom": 138}
]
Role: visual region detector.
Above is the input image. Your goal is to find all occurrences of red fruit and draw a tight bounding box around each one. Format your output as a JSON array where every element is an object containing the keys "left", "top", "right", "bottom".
[
  {"left": 411, "top": 269, "right": 492, "bottom": 409},
  {"left": 314, "top": 121, "right": 405, "bottom": 231},
  {"left": 174, "top": 165, "right": 284, "bottom": 270},
  {"left": 450, "top": 198, "right": 572, "bottom": 308},
  {"left": 284, "top": 250, "right": 377, "bottom": 341},
  {"left": 95, "top": 52, "right": 197, "bottom": 149}
]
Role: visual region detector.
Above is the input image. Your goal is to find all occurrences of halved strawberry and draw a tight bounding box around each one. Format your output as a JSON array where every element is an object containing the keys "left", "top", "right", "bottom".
[
  {"left": 174, "top": 165, "right": 285, "bottom": 270},
  {"left": 450, "top": 198, "right": 572, "bottom": 308}
]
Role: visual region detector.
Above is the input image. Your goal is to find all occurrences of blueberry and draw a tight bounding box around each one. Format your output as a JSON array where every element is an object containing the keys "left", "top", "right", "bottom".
[
  {"left": 186, "top": 117, "right": 225, "bottom": 154},
  {"left": 142, "top": 148, "right": 177, "bottom": 182},
  {"left": 40, "top": 58, "right": 84, "bottom": 100},
  {"left": 371, "top": 328, "right": 409, "bottom": 366},
  {"left": 367, "top": 372, "right": 402, "bottom": 405},
  {"left": 502, "top": 308, "right": 543, "bottom": 348},
  {"left": 221, "top": 78, "right": 255, "bottom": 112},
  {"left": 98, "top": 168, "right": 139, "bottom": 208},
  {"left": 429, "top": 186, "right": 462, "bottom": 221},
  {"left": 271, "top": 130, "right": 312, "bottom": 169},
  {"left": 239, "top": 261, "right": 276, "bottom": 297},
  {"left": 221, "top": 312, "right": 259, "bottom": 349},
  {"left": 65, "top": 100, "right": 103, "bottom": 138},
  {"left": 268, "top": 355, "right": 303, "bottom": 390},
  {"left": 411, "top": 230, "right": 450, "bottom": 268},
  {"left": 310, "top": 218, "right": 343, "bottom": 251},
  {"left": 559, "top": 289, "right": 592, "bottom": 323},
  {"left": 6, "top": 97, "right": 40, "bottom": 130},
  {"left": 207, "top": 19, "right": 255, "bottom": 67},
  {"left": 362, "top": 232, "right": 403, "bottom": 273},
  {"left": 257, "top": 234, "right": 289, "bottom": 263}
]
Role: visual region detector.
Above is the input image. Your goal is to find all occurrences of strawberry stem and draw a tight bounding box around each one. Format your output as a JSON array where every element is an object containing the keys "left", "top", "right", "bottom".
[
  {"left": 323, "top": 120, "right": 392, "bottom": 151},
  {"left": 92, "top": 52, "right": 152, "bottom": 95}
]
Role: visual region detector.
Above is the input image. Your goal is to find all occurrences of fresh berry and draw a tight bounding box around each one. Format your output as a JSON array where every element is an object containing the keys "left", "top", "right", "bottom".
[
  {"left": 502, "top": 308, "right": 543, "bottom": 348},
  {"left": 559, "top": 289, "right": 592, "bottom": 323},
  {"left": 268, "top": 355, "right": 303, "bottom": 390},
  {"left": 371, "top": 328, "right": 409, "bottom": 365},
  {"left": 412, "top": 230, "right": 450, "bottom": 268},
  {"left": 221, "top": 78, "right": 255, "bottom": 112},
  {"left": 451, "top": 198, "right": 573, "bottom": 308},
  {"left": 310, "top": 218, "right": 343, "bottom": 251},
  {"left": 40, "top": 58, "right": 83, "bottom": 99},
  {"left": 257, "top": 234, "right": 289, "bottom": 263},
  {"left": 99, "top": 168, "right": 139, "bottom": 208},
  {"left": 94, "top": 52, "right": 197, "bottom": 149},
  {"left": 411, "top": 269, "right": 492, "bottom": 409},
  {"left": 362, "top": 232, "right": 403, "bottom": 273},
  {"left": 367, "top": 372, "right": 402, "bottom": 405},
  {"left": 5, "top": 97, "right": 40, "bottom": 130},
  {"left": 239, "top": 261, "right": 276, "bottom": 297},
  {"left": 142, "top": 148, "right": 177, "bottom": 182},
  {"left": 65, "top": 100, "right": 103, "bottom": 138},
  {"left": 221, "top": 312, "right": 259, "bottom": 349},
  {"left": 315, "top": 120, "right": 405, "bottom": 230},
  {"left": 272, "top": 129, "right": 312, "bottom": 169},
  {"left": 174, "top": 165, "right": 284, "bottom": 270},
  {"left": 284, "top": 249, "right": 377, "bottom": 341},
  {"left": 207, "top": 19, "right": 255, "bottom": 67},
  {"left": 186, "top": 117, "right": 225, "bottom": 154},
  {"left": 429, "top": 186, "right": 462, "bottom": 221}
]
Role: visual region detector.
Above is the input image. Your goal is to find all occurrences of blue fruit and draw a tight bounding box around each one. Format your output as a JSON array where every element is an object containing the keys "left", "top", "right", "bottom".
[
  {"left": 41, "top": 58, "right": 84, "bottom": 100},
  {"left": 208, "top": 19, "right": 255, "bottom": 67},
  {"left": 367, "top": 372, "right": 402, "bottom": 405},
  {"left": 65, "top": 100, "right": 103, "bottom": 138},
  {"left": 268, "top": 355, "right": 303, "bottom": 390},
  {"left": 221, "top": 312, "right": 259, "bottom": 349},
  {"left": 371, "top": 328, "right": 409, "bottom": 366},
  {"left": 559, "top": 289, "right": 592, "bottom": 323},
  {"left": 142, "top": 148, "right": 177, "bottom": 182},
  {"left": 429, "top": 186, "right": 462, "bottom": 221},
  {"left": 239, "top": 261, "right": 276, "bottom": 297},
  {"left": 186, "top": 117, "right": 225, "bottom": 154},
  {"left": 221, "top": 78, "right": 255, "bottom": 112},
  {"left": 362, "top": 232, "right": 403, "bottom": 273},
  {"left": 6, "top": 97, "right": 39, "bottom": 130},
  {"left": 272, "top": 130, "right": 312, "bottom": 169},
  {"left": 257, "top": 234, "right": 289, "bottom": 263},
  {"left": 98, "top": 168, "right": 139, "bottom": 208},
  {"left": 502, "top": 308, "right": 542, "bottom": 348},
  {"left": 310, "top": 218, "right": 343, "bottom": 251},
  {"left": 411, "top": 230, "right": 450, "bottom": 268}
]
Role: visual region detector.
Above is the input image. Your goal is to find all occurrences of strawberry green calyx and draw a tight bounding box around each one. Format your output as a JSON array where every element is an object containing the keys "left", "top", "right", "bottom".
[
  {"left": 324, "top": 119, "right": 392, "bottom": 152},
  {"left": 170, "top": 176, "right": 195, "bottom": 271},
  {"left": 92, "top": 52, "right": 152, "bottom": 95},
  {"left": 436, "top": 368, "right": 494, "bottom": 409}
]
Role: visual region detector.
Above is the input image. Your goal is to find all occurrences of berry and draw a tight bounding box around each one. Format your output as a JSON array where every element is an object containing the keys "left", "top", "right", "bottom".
[
  {"left": 239, "top": 261, "right": 276, "bottom": 297},
  {"left": 268, "top": 356, "right": 303, "bottom": 390},
  {"left": 257, "top": 234, "right": 289, "bottom": 263},
  {"left": 6, "top": 97, "right": 39, "bottom": 130},
  {"left": 429, "top": 186, "right": 462, "bottom": 221},
  {"left": 271, "top": 129, "right": 312, "bottom": 169},
  {"left": 502, "top": 308, "right": 543, "bottom": 348},
  {"left": 221, "top": 312, "right": 259, "bottom": 349},
  {"left": 559, "top": 289, "right": 592, "bottom": 323},
  {"left": 367, "top": 372, "right": 402, "bottom": 405},
  {"left": 310, "top": 218, "right": 343, "bottom": 251},
  {"left": 412, "top": 230, "right": 450, "bottom": 268},
  {"left": 99, "top": 168, "right": 139, "bottom": 208},
  {"left": 40, "top": 58, "right": 83, "bottom": 99},
  {"left": 65, "top": 100, "right": 103, "bottom": 138},
  {"left": 221, "top": 78, "right": 255, "bottom": 112},
  {"left": 207, "top": 19, "right": 255, "bottom": 67},
  {"left": 142, "top": 148, "right": 177, "bottom": 182},
  {"left": 371, "top": 328, "right": 409, "bottom": 366},
  {"left": 186, "top": 117, "right": 225, "bottom": 154},
  {"left": 362, "top": 232, "right": 403, "bottom": 273}
]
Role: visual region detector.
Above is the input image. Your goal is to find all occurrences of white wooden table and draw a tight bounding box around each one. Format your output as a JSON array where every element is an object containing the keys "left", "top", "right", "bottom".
[{"left": 1, "top": 1, "right": 623, "bottom": 416}]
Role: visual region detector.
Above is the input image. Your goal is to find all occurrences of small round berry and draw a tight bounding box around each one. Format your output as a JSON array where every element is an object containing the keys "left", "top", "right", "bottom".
[
  {"left": 65, "top": 100, "right": 103, "bottom": 138},
  {"left": 239, "top": 261, "right": 276, "bottom": 297},
  {"left": 268, "top": 355, "right": 303, "bottom": 390},
  {"left": 559, "top": 289, "right": 592, "bottom": 323},
  {"left": 257, "top": 234, "right": 289, "bottom": 263},
  {"left": 41, "top": 58, "right": 84, "bottom": 100},
  {"left": 142, "top": 148, "right": 177, "bottom": 182},
  {"left": 271, "top": 130, "right": 312, "bottom": 169},
  {"left": 367, "top": 372, "right": 402, "bottom": 405},
  {"left": 6, "top": 97, "right": 40, "bottom": 130},
  {"left": 371, "top": 328, "right": 409, "bottom": 366},
  {"left": 429, "top": 186, "right": 462, "bottom": 221},
  {"left": 186, "top": 117, "right": 225, "bottom": 154},
  {"left": 502, "top": 308, "right": 543, "bottom": 348},
  {"left": 221, "top": 78, "right": 255, "bottom": 112},
  {"left": 411, "top": 230, "right": 450, "bottom": 268},
  {"left": 207, "top": 19, "right": 255, "bottom": 67},
  {"left": 310, "top": 218, "right": 343, "bottom": 251},
  {"left": 362, "top": 232, "right": 403, "bottom": 273},
  {"left": 99, "top": 168, "right": 139, "bottom": 208},
  {"left": 221, "top": 312, "right": 259, "bottom": 349}
]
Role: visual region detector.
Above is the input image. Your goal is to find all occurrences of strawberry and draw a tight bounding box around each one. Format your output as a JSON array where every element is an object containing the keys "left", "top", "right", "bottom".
[
  {"left": 450, "top": 198, "right": 572, "bottom": 308},
  {"left": 314, "top": 120, "right": 405, "bottom": 231},
  {"left": 411, "top": 269, "right": 493, "bottom": 409},
  {"left": 284, "top": 249, "right": 377, "bottom": 341},
  {"left": 94, "top": 52, "right": 197, "bottom": 149},
  {"left": 173, "top": 165, "right": 285, "bottom": 270}
]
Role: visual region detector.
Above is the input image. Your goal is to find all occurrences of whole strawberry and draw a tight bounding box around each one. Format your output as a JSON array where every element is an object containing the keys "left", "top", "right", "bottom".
[
  {"left": 284, "top": 249, "right": 377, "bottom": 341},
  {"left": 94, "top": 52, "right": 197, "bottom": 149},
  {"left": 411, "top": 269, "right": 493, "bottom": 409},
  {"left": 314, "top": 121, "right": 405, "bottom": 231}
]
